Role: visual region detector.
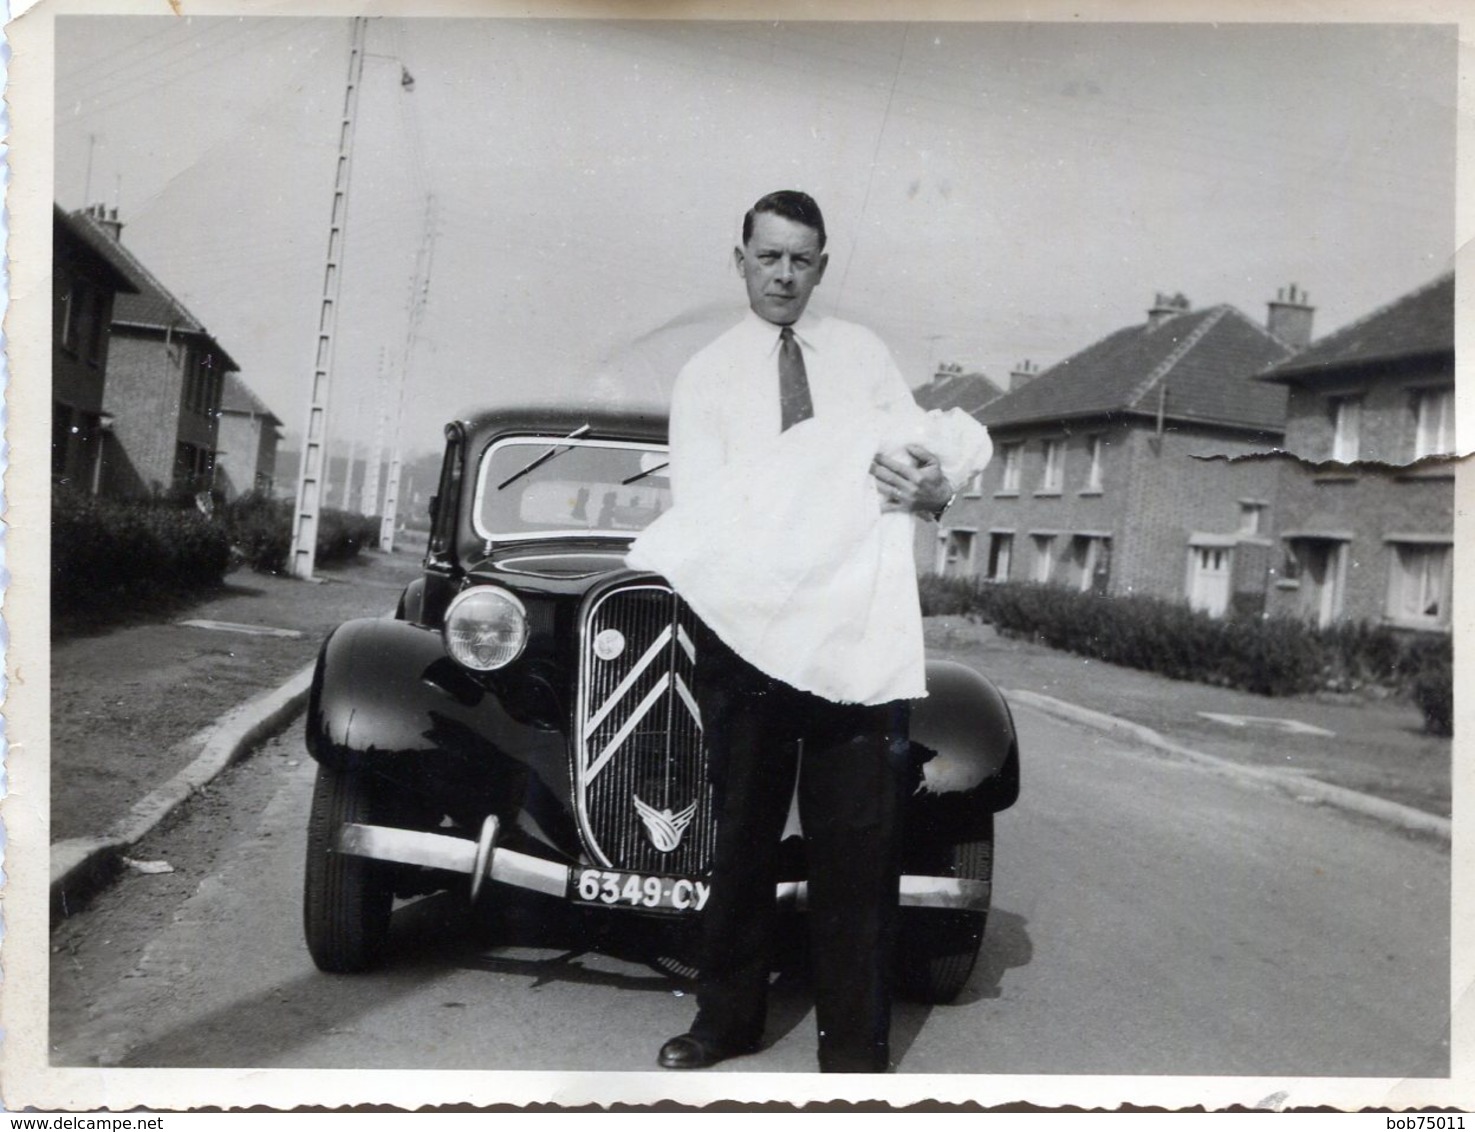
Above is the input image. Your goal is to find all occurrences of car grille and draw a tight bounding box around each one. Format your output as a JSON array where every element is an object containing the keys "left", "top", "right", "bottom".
[{"left": 574, "top": 582, "right": 715, "bottom": 876}]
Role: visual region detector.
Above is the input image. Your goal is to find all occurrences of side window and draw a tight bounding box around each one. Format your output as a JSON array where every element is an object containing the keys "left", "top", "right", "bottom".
[{"left": 428, "top": 432, "right": 465, "bottom": 557}]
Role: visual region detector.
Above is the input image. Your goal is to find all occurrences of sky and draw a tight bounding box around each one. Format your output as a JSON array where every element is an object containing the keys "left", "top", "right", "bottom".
[{"left": 50, "top": 15, "right": 1457, "bottom": 464}]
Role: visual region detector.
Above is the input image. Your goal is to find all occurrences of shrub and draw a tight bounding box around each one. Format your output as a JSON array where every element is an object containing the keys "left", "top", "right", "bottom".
[
  {"left": 1402, "top": 636, "right": 1453, "bottom": 736},
  {"left": 318, "top": 508, "right": 381, "bottom": 565},
  {"left": 218, "top": 493, "right": 382, "bottom": 574},
  {"left": 52, "top": 488, "right": 231, "bottom": 616},
  {"left": 220, "top": 492, "right": 292, "bottom": 574},
  {"left": 918, "top": 574, "right": 988, "bottom": 618},
  {"left": 918, "top": 576, "right": 1454, "bottom": 718}
]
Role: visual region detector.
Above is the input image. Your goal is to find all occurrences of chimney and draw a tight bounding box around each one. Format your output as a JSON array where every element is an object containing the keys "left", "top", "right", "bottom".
[
  {"left": 1266, "top": 283, "right": 1315, "bottom": 351},
  {"left": 1009, "top": 359, "right": 1040, "bottom": 391},
  {"left": 1146, "top": 291, "right": 1190, "bottom": 330},
  {"left": 87, "top": 203, "right": 125, "bottom": 242}
]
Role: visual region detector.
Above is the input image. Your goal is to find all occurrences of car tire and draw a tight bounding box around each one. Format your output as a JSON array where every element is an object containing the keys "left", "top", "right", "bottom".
[
  {"left": 896, "top": 814, "right": 994, "bottom": 1005},
  {"left": 303, "top": 763, "right": 394, "bottom": 973}
]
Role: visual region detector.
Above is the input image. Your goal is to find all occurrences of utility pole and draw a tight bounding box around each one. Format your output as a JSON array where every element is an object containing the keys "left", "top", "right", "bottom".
[
  {"left": 339, "top": 429, "right": 358, "bottom": 510},
  {"left": 380, "top": 194, "right": 436, "bottom": 553},
  {"left": 359, "top": 347, "right": 388, "bottom": 516},
  {"left": 288, "top": 16, "right": 368, "bottom": 580}
]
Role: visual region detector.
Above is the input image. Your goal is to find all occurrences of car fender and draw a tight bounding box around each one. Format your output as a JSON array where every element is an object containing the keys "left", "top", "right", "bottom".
[
  {"left": 306, "top": 617, "right": 581, "bottom": 859},
  {"left": 904, "top": 659, "right": 1020, "bottom": 843},
  {"left": 395, "top": 577, "right": 426, "bottom": 623}
]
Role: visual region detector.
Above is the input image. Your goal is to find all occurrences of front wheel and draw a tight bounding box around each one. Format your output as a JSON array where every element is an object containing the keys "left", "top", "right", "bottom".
[
  {"left": 895, "top": 815, "right": 994, "bottom": 1004},
  {"left": 303, "top": 763, "right": 395, "bottom": 973}
]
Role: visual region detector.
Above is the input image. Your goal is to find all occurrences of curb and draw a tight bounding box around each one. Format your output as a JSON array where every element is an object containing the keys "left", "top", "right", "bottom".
[
  {"left": 1005, "top": 688, "right": 1452, "bottom": 843},
  {"left": 50, "top": 661, "right": 317, "bottom": 923}
]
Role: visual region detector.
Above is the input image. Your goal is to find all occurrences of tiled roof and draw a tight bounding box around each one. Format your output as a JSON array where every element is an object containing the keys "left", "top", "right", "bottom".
[
  {"left": 913, "top": 371, "right": 1006, "bottom": 414},
  {"left": 221, "top": 372, "right": 283, "bottom": 425},
  {"left": 1259, "top": 272, "right": 1453, "bottom": 383},
  {"left": 981, "top": 304, "right": 1292, "bottom": 433},
  {"left": 54, "top": 205, "right": 138, "bottom": 294},
  {"left": 68, "top": 207, "right": 239, "bottom": 372}
]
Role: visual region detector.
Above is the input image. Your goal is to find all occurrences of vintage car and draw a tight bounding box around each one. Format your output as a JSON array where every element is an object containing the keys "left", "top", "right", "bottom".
[{"left": 302, "top": 402, "right": 1019, "bottom": 1003}]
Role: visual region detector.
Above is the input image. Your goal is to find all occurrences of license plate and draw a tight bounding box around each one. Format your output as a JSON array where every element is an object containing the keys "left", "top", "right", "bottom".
[{"left": 573, "top": 868, "right": 711, "bottom": 912}]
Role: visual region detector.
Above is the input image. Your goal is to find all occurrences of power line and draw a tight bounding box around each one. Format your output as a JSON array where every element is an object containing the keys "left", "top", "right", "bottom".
[
  {"left": 59, "top": 20, "right": 316, "bottom": 126},
  {"left": 833, "top": 23, "right": 909, "bottom": 315}
]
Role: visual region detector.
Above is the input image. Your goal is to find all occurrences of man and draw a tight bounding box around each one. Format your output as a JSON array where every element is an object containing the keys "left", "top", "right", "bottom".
[{"left": 656, "top": 191, "right": 956, "bottom": 1073}]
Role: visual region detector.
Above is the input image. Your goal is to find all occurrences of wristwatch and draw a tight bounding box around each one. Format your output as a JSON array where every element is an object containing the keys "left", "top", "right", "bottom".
[{"left": 926, "top": 489, "right": 957, "bottom": 522}]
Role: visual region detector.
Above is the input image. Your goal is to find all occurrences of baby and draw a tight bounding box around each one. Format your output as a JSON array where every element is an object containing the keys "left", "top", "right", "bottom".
[{"left": 627, "top": 402, "right": 991, "bottom": 705}]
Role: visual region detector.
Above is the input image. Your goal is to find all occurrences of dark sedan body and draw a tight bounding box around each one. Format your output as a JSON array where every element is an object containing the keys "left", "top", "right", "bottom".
[{"left": 302, "top": 403, "right": 1019, "bottom": 1002}]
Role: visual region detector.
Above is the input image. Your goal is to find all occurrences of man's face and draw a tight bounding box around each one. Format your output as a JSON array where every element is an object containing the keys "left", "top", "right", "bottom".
[{"left": 734, "top": 211, "right": 828, "bottom": 326}]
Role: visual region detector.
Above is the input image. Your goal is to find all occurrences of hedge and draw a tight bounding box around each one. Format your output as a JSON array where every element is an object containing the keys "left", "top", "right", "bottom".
[
  {"left": 919, "top": 575, "right": 1453, "bottom": 735},
  {"left": 53, "top": 489, "right": 385, "bottom": 621},
  {"left": 218, "top": 492, "right": 381, "bottom": 574},
  {"left": 53, "top": 488, "right": 231, "bottom": 615}
]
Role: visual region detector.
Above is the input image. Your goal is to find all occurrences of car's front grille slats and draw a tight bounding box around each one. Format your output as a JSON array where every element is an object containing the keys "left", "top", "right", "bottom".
[{"left": 575, "top": 583, "right": 714, "bottom": 875}]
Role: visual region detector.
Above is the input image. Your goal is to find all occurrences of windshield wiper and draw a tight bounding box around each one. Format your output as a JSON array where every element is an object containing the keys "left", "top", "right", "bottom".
[
  {"left": 621, "top": 461, "right": 669, "bottom": 486},
  {"left": 497, "top": 424, "right": 592, "bottom": 490}
]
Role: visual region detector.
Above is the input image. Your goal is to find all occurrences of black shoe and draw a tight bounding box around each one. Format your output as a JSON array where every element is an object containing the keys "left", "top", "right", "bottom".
[{"left": 657, "top": 1032, "right": 759, "bottom": 1070}]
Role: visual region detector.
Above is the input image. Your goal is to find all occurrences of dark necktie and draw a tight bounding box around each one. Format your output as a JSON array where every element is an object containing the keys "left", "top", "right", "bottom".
[{"left": 778, "top": 326, "right": 814, "bottom": 432}]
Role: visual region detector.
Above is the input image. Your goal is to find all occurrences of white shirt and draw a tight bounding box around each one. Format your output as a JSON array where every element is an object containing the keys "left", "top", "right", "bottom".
[
  {"left": 628, "top": 309, "right": 992, "bottom": 705},
  {"left": 666, "top": 310, "right": 917, "bottom": 504}
]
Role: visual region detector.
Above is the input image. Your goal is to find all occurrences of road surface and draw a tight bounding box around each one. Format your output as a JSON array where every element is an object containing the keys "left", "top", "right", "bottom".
[{"left": 50, "top": 702, "right": 1449, "bottom": 1078}]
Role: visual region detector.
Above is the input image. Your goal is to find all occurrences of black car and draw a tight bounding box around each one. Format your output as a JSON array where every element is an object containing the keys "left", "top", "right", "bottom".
[{"left": 302, "top": 402, "right": 1019, "bottom": 1003}]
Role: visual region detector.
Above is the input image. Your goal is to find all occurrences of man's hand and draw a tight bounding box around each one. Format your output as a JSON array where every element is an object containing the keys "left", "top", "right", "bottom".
[{"left": 871, "top": 444, "right": 953, "bottom": 515}]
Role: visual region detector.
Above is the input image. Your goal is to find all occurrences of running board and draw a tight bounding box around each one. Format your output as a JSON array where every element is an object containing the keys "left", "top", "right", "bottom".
[{"left": 337, "top": 821, "right": 988, "bottom": 911}]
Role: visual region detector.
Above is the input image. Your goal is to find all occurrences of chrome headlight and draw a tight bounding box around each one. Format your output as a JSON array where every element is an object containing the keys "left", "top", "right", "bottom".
[{"left": 443, "top": 586, "right": 529, "bottom": 671}]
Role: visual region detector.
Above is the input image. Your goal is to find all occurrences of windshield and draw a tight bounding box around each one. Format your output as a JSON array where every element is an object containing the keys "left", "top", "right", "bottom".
[{"left": 473, "top": 436, "right": 672, "bottom": 541}]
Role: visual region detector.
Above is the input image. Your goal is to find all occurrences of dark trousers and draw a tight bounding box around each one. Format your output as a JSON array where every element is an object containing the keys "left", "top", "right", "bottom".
[{"left": 688, "top": 619, "right": 910, "bottom": 1072}]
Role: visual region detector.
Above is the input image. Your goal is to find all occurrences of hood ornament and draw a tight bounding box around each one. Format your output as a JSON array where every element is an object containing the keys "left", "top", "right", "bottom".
[{"left": 633, "top": 795, "right": 698, "bottom": 853}]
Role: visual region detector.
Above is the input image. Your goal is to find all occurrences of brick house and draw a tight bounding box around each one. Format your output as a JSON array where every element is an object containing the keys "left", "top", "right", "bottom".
[
  {"left": 52, "top": 205, "right": 137, "bottom": 494},
  {"left": 70, "top": 205, "right": 239, "bottom": 499},
  {"left": 929, "top": 291, "right": 1311, "bottom": 617},
  {"left": 216, "top": 373, "right": 285, "bottom": 500},
  {"left": 1257, "top": 272, "right": 1454, "bottom": 633}
]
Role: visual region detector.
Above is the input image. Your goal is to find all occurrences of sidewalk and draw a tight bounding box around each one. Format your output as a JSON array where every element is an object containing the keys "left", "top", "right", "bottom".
[
  {"left": 50, "top": 543, "right": 427, "bottom": 845},
  {"left": 924, "top": 615, "right": 1451, "bottom": 821}
]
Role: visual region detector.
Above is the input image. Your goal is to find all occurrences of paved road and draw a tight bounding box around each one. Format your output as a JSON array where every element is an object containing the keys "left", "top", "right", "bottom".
[{"left": 50, "top": 701, "right": 1449, "bottom": 1079}]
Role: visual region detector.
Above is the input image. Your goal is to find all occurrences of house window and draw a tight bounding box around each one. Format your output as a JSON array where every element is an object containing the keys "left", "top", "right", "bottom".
[
  {"left": 1386, "top": 542, "right": 1451, "bottom": 629},
  {"left": 986, "top": 532, "right": 1013, "bottom": 582},
  {"left": 1070, "top": 535, "right": 1110, "bottom": 593},
  {"left": 962, "top": 470, "right": 984, "bottom": 499},
  {"left": 1414, "top": 387, "right": 1455, "bottom": 459},
  {"left": 1330, "top": 396, "right": 1362, "bottom": 463},
  {"left": 53, "top": 401, "right": 72, "bottom": 477},
  {"left": 1032, "top": 534, "right": 1056, "bottom": 583},
  {"left": 1285, "top": 537, "right": 1348, "bottom": 628},
  {"left": 174, "top": 442, "right": 215, "bottom": 492},
  {"left": 56, "top": 284, "right": 78, "bottom": 351},
  {"left": 1083, "top": 436, "right": 1103, "bottom": 492},
  {"left": 1238, "top": 501, "right": 1268, "bottom": 535},
  {"left": 1187, "top": 545, "right": 1233, "bottom": 617},
  {"left": 998, "top": 443, "right": 1022, "bottom": 493},
  {"left": 188, "top": 353, "right": 211, "bottom": 415},
  {"left": 1038, "top": 439, "right": 1064, "bottom": 493},
  {"left": 935, "top": 528, "right": 976, "bottom": 578}
]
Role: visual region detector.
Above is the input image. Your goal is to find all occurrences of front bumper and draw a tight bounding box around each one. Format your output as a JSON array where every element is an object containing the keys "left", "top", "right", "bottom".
[{"left": 337, "top": 820, "right": 989, "bottom": 912}]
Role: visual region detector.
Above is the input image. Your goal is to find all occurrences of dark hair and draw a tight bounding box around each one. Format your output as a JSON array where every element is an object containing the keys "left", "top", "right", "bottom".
[{"left": 742, "top": 190, "right": 826, "bottom": 250}]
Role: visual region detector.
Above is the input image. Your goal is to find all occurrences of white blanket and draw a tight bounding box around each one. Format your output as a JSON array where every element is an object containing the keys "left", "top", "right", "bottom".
[{"left": 627, "top": 405, "right": 991, "bottom": 705}]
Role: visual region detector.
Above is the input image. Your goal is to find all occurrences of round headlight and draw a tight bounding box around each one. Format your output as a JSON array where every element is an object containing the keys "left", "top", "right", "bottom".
[{"left": 443, "top": 587, "right": 529, "bottom": 671}]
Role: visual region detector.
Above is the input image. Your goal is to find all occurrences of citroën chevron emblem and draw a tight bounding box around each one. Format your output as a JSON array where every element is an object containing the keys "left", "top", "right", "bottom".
[{"left": 633, "top": 795, "right": 699, "bottom": 853}]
